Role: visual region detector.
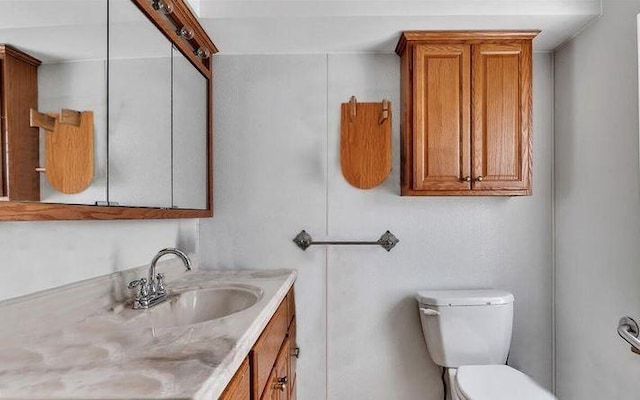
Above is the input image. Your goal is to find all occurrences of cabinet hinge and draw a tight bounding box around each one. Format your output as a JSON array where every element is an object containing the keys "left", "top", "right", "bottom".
[{"left": 94, "top": 201, "right": 120, "bottom": 206}]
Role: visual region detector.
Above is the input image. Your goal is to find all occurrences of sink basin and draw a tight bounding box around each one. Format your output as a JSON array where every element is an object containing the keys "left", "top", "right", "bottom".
[{"left": 131, "top": 285, "right": 262, "bottom": 329}]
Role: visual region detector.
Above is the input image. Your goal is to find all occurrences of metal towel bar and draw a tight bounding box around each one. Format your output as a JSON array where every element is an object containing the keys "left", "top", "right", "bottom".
[
  {"left": 617, "top": 316, "right": 640, "bottom": 355},
  {"left": 293, "top": 230, "right": 399, "bottom": 252}
]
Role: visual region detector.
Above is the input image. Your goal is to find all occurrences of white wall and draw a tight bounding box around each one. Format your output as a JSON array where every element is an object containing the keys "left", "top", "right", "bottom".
[
  {"left": 203, "top": 54, "right": 328, "bottom": 399},
  {"left": 0, "top": 219, "right": 197, "bottom": 302},
  {"left": 201, "top": 52, "right": 554, "bottom": 399},
  {"left": 554, "top": 1, "right": 640, "bottom": 398}
]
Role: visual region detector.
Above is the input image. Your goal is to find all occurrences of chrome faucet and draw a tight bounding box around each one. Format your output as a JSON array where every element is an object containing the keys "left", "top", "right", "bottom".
[{"left": 128, "top": 248, "right": 192, "bottom": 309}]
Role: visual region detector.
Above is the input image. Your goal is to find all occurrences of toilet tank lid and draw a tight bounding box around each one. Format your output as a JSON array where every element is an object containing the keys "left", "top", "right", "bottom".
[{"left": 416, "top": 290, "right": 514, "bottom": 306}]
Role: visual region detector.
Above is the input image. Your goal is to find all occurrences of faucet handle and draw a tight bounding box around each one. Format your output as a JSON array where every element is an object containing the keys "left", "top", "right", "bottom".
[
  {"left": 156, "top": 273, "right": 166, "bottom": 294},
  {"left": 128, "top": 278, "right": 149, "bottom": 297},
  {"left": 128, "top": 278, "right": 147, "bottom": 289}
]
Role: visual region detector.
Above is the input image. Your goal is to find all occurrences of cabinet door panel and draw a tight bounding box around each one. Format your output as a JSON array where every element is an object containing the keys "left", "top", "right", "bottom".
[
  {"left": 472, "top": 42, "right": 531, "bottom": 191},
  {"left": 412, "top": 44, "right": 470, "bottom": 191}
]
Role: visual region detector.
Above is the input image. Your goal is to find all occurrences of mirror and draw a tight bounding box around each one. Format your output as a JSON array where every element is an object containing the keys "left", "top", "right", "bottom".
[
  {"left": 108, "top": 0, "right": 173, "bottom": 208},
  {"left": 0, "top": 0, "right": 214, "bottom": 220},
  {"left": 172, "top": 47, "right": 208, "bottom": 210},
  {"left": 0, "top": 0, "right": 108, "bottom": 205}
]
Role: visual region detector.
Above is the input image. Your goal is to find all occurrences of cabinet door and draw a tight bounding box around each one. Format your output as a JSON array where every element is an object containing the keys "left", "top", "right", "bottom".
[
  {"left": 412, "top": 44, "right": 471, "bottom": 191},
  {"left": 252, "top": 301, "right": 288, "bottom": 399},
  {"left": 1, "top": 51, "right": 40, "bottom": 201},
  {"left": 471, "top": 42, "right": 532, "bottom": 191},
  {"left": 220, "top": 358, "right": 250, "bottom": 400},
  {"left": 261, "top": 338, "right": 290, "bottom": 400}
]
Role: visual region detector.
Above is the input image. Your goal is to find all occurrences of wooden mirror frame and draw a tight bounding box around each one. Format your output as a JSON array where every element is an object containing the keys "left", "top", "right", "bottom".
[{"left": 0, "top": 0, "right": 217, "bottom": 221}]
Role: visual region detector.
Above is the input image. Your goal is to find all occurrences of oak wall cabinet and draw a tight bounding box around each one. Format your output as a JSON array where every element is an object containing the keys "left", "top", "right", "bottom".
[
  {"left": 0, "top": 45, "right": 40, "bottom": 201},
  {"left": 396, "top": 31, "right": 539, "bottom": 196}
]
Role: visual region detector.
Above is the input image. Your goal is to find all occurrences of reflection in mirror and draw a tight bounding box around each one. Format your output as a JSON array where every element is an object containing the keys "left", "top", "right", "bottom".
[
  {"left": 108, "top": 0, "right": 172, "bottom": 208},
  {"left": 172, "top": 47, "right": 208, "bottom": 210},
  {"left": 0, "top": 0, "right": 107, "bottom": 205}
]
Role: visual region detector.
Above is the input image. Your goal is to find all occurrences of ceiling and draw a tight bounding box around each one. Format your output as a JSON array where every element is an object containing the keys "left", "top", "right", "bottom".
[
  {"left": 192, "top": 0, "right": 602, "bottom": 53},
  {"left": 0, "top": 0, "right": 602, "bottom": 63}
]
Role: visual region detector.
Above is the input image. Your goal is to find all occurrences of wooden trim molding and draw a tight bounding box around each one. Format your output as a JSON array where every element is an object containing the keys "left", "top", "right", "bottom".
[
  {"left": 0, "top": 202, "right": 212, "bottom": 221},
  {"left": 401, "top": 189, "right": 531, "bottom": 197},
  {"left": 395, "top": 30, "right": 540, "bottom": 55},
  {"left": 0, "top": 45, "right": 42, "bottom": 67}
]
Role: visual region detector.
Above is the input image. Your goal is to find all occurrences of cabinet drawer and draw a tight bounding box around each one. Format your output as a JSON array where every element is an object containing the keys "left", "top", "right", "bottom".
[
  {"left": 219, "top": 358, "right": 250, "bottom": 400},
  {"left": 251, "top": 299, "right": 288, "bottom": 399}
]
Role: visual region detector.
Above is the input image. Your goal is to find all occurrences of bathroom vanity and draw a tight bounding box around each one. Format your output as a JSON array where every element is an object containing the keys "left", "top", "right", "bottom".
[
  {"left": 221, "top": 288, "right": 297, "bottom": 400},
  {"left": 0, "top": 264, "right": 296, "bottom": 399}
]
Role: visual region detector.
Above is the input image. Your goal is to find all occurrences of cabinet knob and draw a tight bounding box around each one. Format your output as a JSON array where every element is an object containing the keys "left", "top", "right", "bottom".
[
  {"left": 275, "top": 376, "right": 288, "bottom": 391},
  {"left": 292, "top": 346, "right": 300, "bottom": 358},
  {"left": 462, "top": 176, "right": 471, "bottom": 182},
  {"left": 475, "top": 176, "right": 484, "bottom": 182}
]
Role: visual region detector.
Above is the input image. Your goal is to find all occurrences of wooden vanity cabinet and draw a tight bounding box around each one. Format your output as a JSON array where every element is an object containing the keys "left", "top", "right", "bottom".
[
  {"left": 0, "top": 45, "right": 41, "bottom": 201},
  {"left": 396, "top": 31, "right": 538, "bottom": 196},
  {"left": 221, "top": 287, "right": 297, "bottom": 400}
]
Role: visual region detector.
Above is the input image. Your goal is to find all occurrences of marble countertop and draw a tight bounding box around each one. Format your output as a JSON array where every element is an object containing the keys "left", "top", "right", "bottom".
[{"left": 0, "top": 268, "right": 297, "bottom": 399}]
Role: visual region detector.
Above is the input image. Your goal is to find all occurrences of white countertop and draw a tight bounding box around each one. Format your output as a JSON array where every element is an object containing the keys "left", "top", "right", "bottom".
[{"left": 0, "top": 268, "right": 297, "bottom": 399}]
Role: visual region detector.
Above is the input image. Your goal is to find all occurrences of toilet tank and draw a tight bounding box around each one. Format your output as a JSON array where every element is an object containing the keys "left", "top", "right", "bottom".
[{"left": 417, "top": 290, "right": 514, "bottom": 368}]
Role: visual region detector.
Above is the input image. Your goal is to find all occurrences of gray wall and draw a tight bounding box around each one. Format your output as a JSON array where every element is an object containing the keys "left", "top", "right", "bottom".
[
  {"left": 554, "top": 1, "right": 640, "bottom": 398},
  {"left": 201, "top": 53, "right": 554, "bottom": 399},
  {"left": 0, "top": 219, "right": 196, "bottom": 302}
]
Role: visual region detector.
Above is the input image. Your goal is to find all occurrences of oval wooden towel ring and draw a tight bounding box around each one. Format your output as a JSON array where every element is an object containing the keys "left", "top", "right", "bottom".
[
  {"left": 340, "top": 97, "right": 392, "bottom": 189},
  {"left": 30, "top": 109, "right": 94, "bottom": 194}
]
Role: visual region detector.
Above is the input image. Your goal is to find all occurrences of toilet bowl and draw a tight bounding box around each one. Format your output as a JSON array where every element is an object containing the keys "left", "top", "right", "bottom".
[{"left": 417, "top": 290, "right": 556, "bottom": 400}]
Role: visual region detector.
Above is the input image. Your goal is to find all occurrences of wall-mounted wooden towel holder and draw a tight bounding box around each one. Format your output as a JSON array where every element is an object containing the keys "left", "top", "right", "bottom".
[
  {"left": 30, "top": 108, "right": 94, "bottom": 194},
  {"left": 341, "top": 96, "right": 392, "bottom": 190}
]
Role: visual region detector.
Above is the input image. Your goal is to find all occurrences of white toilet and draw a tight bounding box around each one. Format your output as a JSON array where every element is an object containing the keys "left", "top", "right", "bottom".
[{"left": 417, "top": 289, "right": 556, "bottom": 400}]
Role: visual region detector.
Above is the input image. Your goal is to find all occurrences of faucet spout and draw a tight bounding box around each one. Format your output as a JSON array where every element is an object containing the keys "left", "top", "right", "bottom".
[
  {"left": 149, "top": 247, "right": 192, "bottom": 283},
  {"left": 128, "top": 248, "right": 192, "bottom": 310}
]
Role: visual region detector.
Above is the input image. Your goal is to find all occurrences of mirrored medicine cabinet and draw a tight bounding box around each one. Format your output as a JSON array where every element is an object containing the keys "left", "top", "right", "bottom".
[{"left": 0, "top": 0, "right": 217, "bottom": 220}]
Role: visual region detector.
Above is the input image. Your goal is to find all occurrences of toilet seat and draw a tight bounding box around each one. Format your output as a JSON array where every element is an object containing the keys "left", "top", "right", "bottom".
[{"left": 454, "top": 365, "right": 556, "bottom": 400}]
